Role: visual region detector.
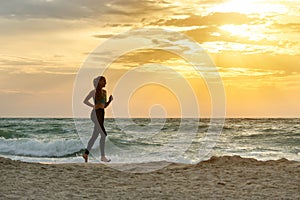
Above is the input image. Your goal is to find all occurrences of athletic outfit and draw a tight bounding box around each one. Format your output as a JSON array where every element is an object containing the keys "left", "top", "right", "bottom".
[{"left": 84, "top": 90, "right": 107, "bottom": 157}]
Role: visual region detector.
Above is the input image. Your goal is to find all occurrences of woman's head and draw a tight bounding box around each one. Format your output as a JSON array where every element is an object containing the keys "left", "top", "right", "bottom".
[{"left": 93, "top": 76, "right": 106, "bottom": 88}]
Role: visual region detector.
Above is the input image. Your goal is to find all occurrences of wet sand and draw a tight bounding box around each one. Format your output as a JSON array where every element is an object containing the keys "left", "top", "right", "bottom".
[{"left": 0, "top": 156, "right": 299, "bottom": 199}]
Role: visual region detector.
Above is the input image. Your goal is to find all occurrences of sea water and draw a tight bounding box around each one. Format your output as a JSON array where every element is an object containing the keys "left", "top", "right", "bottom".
[{"left": 0, "top": 118, "right": 299, "bottom": 163}]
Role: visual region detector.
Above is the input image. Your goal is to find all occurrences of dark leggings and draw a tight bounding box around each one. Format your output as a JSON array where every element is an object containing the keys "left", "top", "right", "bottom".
[{"left": 85, "top": 108, "right": 107, "bottom": 156}]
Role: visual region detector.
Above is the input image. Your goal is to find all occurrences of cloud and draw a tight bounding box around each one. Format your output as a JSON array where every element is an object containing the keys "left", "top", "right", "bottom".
[
  {"left": 146, "top": 12, "right": 280, "bottom": 47},
  {"left": 0, "top": 89, "right": 34, "bottom": 96},
  {"left": 219, "top": 67, "right": 283, "bottom": 78},
  {"left": 0, "top": 55, "right": 53, "bottom": 66},
  {"left": 211, "top": 52, "right": 300, "bottom": 74},
  {"left": 0, "top": 66, "right": 77, "bottom": 75},
  {"left": 217, "top": 65, "right": 300, "bottom": 91},
  {"left": 125, "top": 49, "right": 177, "bottom": 62},
  {"left": 93, "top": 34, "right": 117, "bottom": 39},
  {"left": 271, "top": 23, "right": 300, "bottom": 33},
  {"left": 0, "top": 0, "right": 172, "bottom": 20},
  {"left": 0, "top": 0, "right": 113, "bottom": 19},
  {"left": 0, "top": 66, "right": 75, "bottom": 94},
  {"left": 144, "top": 11, "right": 300, "bottom": 56},
  {"left": 0, "top": 55, "right": 77, "bottom": 75},
  {"left": 149, "top": 12, "right": 258, "bottom": 27}
]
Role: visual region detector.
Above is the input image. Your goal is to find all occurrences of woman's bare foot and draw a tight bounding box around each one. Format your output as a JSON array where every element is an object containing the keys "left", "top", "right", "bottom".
[
  {"left": 101, "top": 157, "right": 111, "bottom": 162},
  {"left": 82, "top": 153, "right": 88, "bottom": 163}
]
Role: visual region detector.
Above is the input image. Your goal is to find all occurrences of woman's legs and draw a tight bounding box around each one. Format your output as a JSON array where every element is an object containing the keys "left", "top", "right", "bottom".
[
  {"left": 99, "top": 128, "right": 106, "bottom": 157},
  {"left": 86, "top": 125, "right": 100, "bottom": 153},
  {"left": 83, "top": 109, "right": 110, "bottom": 162},
  {"left": 95, "top": 108, "right": 107, "bottom": 136},
  {"left": 95, "top": 109, "right": 110, "bottom": 162}
]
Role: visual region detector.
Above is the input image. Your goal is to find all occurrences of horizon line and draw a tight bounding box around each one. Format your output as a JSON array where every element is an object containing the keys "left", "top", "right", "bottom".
[{"left": 0, "top": 116, "right": 299, "bottom": 119}]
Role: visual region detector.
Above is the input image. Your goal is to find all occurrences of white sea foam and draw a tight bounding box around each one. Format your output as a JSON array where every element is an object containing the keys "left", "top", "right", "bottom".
[
  {"left": 0, "top": 137, "right": 83, "bottom": 157},
  {"left": 0, "top": 118, "right": 299, "bottom": 163}
]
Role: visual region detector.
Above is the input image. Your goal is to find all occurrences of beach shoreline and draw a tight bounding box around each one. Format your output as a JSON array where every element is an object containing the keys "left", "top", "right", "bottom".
[{"left": 1, "top": 155, "right": 299, "bottom": 199}]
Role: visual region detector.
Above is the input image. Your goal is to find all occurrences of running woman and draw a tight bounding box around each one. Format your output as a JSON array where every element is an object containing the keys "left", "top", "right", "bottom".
[{"left": 82, "top": 76, "right": 113, "bottom": 162}]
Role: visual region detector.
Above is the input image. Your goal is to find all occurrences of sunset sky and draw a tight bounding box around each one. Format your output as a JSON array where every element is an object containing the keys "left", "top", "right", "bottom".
[{"left": 0, "top": 0, "right": 299, "bottom": 118}]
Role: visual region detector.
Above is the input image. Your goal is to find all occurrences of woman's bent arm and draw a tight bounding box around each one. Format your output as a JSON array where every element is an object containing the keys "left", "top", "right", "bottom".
[{"left": 83, "top": 91, "right": 95, "bottom": 108}]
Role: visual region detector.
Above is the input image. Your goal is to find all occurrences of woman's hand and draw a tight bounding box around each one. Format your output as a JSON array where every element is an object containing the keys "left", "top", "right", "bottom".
[{"left": 104, "top": 95, "right": 113, "bottom": 108}]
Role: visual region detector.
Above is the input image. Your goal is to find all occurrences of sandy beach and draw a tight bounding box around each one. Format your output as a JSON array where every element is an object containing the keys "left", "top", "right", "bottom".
[{"left": 0, "top": 156, "right": 299, "bottom": 199}]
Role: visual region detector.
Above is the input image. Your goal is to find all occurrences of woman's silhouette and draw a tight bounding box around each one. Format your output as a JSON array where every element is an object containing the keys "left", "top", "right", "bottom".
[{"left": 82, "top": 76, "right": 113, "bottom": 162}]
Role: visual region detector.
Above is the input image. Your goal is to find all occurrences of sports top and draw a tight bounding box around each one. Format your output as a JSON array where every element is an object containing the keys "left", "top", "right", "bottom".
[{"left": 95, "top": 90, "right": 107, "bottom": 105}]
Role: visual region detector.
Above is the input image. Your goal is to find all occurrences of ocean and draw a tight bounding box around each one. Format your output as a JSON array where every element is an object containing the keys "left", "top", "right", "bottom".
[{"left": 0, "top": 118, "right": 299, "bottom": 164}]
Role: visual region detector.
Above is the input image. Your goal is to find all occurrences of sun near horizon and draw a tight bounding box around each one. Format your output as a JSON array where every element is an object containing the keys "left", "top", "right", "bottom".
[{"left": 0, "top": 0, "right": 299, "bottom": 118}]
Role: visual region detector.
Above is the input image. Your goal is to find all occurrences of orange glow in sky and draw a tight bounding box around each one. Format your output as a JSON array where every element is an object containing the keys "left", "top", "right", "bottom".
[{"left": 0, "top": 0, "right": 299, "bottom": 117}]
